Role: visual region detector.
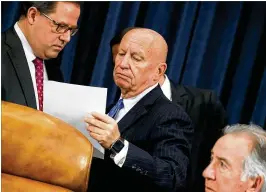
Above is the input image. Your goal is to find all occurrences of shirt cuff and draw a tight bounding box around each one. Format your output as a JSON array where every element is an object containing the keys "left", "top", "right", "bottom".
[{"left": 112, "top": 139, "right": 129, "bottom": 167}]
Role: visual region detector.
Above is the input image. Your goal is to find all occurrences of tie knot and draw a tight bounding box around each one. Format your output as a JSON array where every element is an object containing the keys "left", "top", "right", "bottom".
[
  {"left": 108, "top": 99, "right": 124, "bottom": 119},
  {"left": 117, "top": 99, "right": 124, "bottom": 110},
  {"left": 33, "top": 57, "right": 43, "bottom": 67}
]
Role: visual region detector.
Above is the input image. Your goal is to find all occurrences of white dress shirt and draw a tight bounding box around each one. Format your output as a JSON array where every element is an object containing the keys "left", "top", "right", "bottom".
[
  {"left": 112, "top": 83, "right": 159, "bottom": 167},
  {"left": 160, "top": 74, "right": 172, "bottom": 101},
  {"left": 14, "top": 22, "right": 48, "bottom": 109}
]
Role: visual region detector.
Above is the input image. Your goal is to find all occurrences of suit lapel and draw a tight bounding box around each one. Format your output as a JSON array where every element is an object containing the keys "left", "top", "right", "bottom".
[
  {"left": 118, "top": 103, "right": 148, "bottom": 134},
  {"left": 118, "top": 85, "right": 162, "bottom": 134},
  {"left": 6, "top": 29, "right": 37, "bottom": 109}
]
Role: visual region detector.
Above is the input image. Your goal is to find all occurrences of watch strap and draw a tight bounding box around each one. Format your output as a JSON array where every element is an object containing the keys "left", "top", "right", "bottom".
[{"left": 110, "top": 137, "right": 125, "bottom": 155}]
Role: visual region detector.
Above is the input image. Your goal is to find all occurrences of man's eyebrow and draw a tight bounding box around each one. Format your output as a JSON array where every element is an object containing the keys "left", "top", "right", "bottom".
[
  {"left": 119, "top": 49, "right": 144, "bottom": 56},
  {"left": 210, "top": 151, "right": 231, "bottom": 166},
  {"left": 119, "top": 48, "right": 126, "bottom": 52},
  {"left": 131, "top": 52, "right": 145, "bottom": 60},
  {"left": 58, "top": 21, "right": 78, "bottom": 28},
  {"left": 216, "top": 156, "right": 231, "bottom": 166},
  {"left": 131, "top": 52, "right": 143, "bottom": 56},
  {"left": 131, "top": 51, "right": 143, "bottom": 55},
  {"left": 217, "top": 156, "right": 229, "bottom": 162}
]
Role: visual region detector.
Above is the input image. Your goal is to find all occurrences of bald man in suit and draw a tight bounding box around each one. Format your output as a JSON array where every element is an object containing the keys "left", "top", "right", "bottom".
[
  {"left": 86, "top": 28, "right": 193, "bottom": 192},
  {"left": 109, "top": 27, "right": 227, "bottom": 192}
]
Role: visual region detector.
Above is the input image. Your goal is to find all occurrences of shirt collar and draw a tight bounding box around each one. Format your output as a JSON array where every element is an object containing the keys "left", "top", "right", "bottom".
[
  {"left": 14, "top": 22, "right": 36, "bottom": 63},
  {"left": 121, "top": 83, "right": 159, "bottom": 112},
  {"left": 160, "top": 74, "right": 172, "bottom": 101}
]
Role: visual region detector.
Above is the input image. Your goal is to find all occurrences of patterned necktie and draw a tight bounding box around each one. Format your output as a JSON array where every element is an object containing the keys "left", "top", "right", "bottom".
[
  {"left": 33, "top": 57, "right": 44, "bottom": 111},
  {"left": 108, "top": 99, "right": 124, "bottom": 119}
]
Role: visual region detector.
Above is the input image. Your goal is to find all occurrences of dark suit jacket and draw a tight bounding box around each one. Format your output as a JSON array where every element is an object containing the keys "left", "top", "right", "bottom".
[
  {"left": 88, "top": 86, "right": 193, "bottom": 192},
  {"left": 1, "top": 28, "right": 64, "bottom": 109},
  {"left": 170, "top": 82, "right": 227, "bottom": 192}
]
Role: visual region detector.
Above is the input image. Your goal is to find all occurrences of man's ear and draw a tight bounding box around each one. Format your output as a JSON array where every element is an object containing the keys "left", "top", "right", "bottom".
[
  {"left": 246, "top": 176, "right": 264, "bottom": 192},
  {"left": 27, "top": 7, "right": 39, "bottom": 24},
  {"left": 153, "top": 62, "right": 167, "bottom": 82},
  {"left": 158, "top": 62, "right": 167, "bottom": 76}
]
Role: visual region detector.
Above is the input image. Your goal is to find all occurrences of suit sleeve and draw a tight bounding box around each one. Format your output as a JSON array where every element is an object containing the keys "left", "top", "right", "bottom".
[{"left": 122, "top": 106, "right": 193, "bottom": 191}]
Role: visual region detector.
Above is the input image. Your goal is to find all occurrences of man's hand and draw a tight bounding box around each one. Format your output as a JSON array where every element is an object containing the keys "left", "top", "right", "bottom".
[{"left": 84, "top": 112, "right": 120, "bottom": 149}]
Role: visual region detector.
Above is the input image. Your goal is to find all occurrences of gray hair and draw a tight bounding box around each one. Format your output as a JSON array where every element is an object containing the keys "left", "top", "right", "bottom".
[{"left": 223, "top": 124, "right": 266, "bottom": 192}]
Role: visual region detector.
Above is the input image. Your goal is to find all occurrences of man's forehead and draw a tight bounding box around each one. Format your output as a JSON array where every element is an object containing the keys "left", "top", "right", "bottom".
[
  {"left": 123, "top": 30, "right": 154, "bottom": 43},
  {"left": 49, "top": 2, "right": 80, "bottom": 27},
  {"left": 53, "top": 2, "right": 80, "bottom": 12},
  {"left": 120, "top": 32, "right": 154, "bottom": 52},
  {"left": 213, "top": 134, "right": 253, "bottom": 161}
]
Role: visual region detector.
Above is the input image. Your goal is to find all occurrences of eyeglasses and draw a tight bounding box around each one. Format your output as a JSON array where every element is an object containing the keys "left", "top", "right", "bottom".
[{"left": 41, "top": 12, "right": 78, "bottom": 36}]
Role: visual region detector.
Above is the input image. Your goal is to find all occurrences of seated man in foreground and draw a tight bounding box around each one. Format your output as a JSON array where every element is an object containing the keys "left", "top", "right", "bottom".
[
  {"left": 85, "top": 28, "right": 193, "bottom": 191},
  {"left": 203, "top": 124, "right": 266, "bottom": 192}
]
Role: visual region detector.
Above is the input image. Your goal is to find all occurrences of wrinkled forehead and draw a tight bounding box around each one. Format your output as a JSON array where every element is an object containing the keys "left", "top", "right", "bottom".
[
  {"left": 120, "top": 31, "right": 154, "bottom": 53},
  {"left": 213, "top": 134, "right": 254, "bottom": 161}
]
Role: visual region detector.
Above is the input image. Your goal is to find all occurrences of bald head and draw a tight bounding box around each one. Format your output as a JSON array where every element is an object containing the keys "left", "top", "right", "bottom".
[
  {"left": 113, "top": 28, "right": 168, "bottom": 98},
  {"left": 122, "top": 28, "right": 168, "bottom": 64}
]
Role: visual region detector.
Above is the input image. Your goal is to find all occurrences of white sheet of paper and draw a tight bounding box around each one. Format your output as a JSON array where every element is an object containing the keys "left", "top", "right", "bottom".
[{"left": 43, "top": 81, "right": 107, "bottom": 159}]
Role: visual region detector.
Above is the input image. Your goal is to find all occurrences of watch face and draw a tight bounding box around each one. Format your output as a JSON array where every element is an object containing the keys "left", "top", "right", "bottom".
[{"left": 112, "top": 139, "right": 125, "bottom": 153}]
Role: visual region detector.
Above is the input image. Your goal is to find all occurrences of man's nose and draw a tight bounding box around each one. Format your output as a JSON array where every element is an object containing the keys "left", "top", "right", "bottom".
[
  {"left": 60, "top": 30, "right": 71, "bottom": 43},
  {"left": 119, "top": 53, "right": 130, "bottom": 69},
  {"left": 202, "top": 162, "right": 215, "bottom": 180}
]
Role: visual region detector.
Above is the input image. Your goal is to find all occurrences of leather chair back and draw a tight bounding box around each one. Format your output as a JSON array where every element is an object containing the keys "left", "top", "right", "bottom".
[{"left": 2, "top": 101, "right": 93, "bottom": 192}]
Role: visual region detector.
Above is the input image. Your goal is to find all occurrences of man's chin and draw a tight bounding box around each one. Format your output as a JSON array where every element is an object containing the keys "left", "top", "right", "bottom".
[
  {"left": 45, "top": 52, "right": 60, "bottom": 59},
  {"left": 115, "top": 81, "right": 130, "bottom": 90}
]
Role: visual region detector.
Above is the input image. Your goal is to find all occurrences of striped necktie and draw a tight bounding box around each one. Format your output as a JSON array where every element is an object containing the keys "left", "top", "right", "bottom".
[{"left": 108, "top": 99, "right": 124, "bottom": 119}]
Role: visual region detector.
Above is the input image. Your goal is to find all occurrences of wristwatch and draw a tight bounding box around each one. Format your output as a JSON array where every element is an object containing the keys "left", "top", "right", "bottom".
[{"left": 110, "top": 137, "right": 125, "bottom": 155}]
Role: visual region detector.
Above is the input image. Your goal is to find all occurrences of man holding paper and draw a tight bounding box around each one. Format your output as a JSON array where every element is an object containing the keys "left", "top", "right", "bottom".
[{"left": 85, "top": 28, "right": 193, "bottom": 192}]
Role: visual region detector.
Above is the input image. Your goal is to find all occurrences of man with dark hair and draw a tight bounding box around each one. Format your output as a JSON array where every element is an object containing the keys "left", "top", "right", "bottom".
[
  {"left": 110, "top": 27, "right": 227, "bottom": 192},
  {"left": 86, "top": 28, "right": 193, "bottom": 192},
  {"left": 2, "top": 1, "right": 82, "bottom": 110}
]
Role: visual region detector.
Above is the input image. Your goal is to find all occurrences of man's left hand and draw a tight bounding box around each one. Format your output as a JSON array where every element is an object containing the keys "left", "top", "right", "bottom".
[{"left": 85, "top": 112, "right": 120, "bottom": 149}]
